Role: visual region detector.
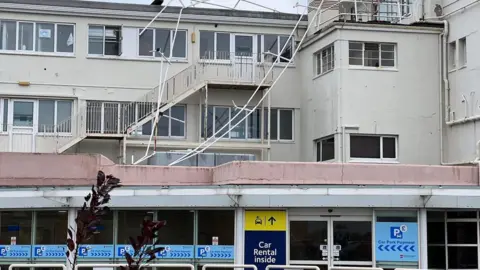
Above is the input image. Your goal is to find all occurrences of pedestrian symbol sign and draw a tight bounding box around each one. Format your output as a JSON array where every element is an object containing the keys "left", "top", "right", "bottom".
[{"left": 245, "top": 210, "right": 286, "bottom": 231}]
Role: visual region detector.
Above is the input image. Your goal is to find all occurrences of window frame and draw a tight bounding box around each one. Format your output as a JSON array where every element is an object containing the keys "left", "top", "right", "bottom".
[
  {"left": 37, "top": 99, "right": 73, "bottom": 135},
  {"left": 145, "top": 105, "right": 187, "bottom": 138},
  {"left": 348, "top": 41, "right": 396, "bottom": 69},
  {"left": 0, "top": 98, "right": 7, "bottom": 133},
  {"left": 315, "top": 44, "right": 335, "bottom": 76},
  {"left": 0, "top": 20, "right": 75, "bottom": 55},
  {"left": 257, "top": 34, "right": 295, "bottom": 64},
  {"left": 266, "top": 108, "right": 294, "bottom": 142},
  {"left": 349, "top": 134, "right": 398, "bottom": 162},
  {"left": 137, "top": 28, "right": 188, "bottom": 59},
  {"left": 87, "top": 24, "right": 123, "bottom": 57},
  {"left": 316, "top": 136, "right": 335, "bottom": 162},
  {"left": 199, "top": 31, "right": 232, "bottom": 61},
  {"left": 201, "top": 105, "right": 262, "bottom": 141}
]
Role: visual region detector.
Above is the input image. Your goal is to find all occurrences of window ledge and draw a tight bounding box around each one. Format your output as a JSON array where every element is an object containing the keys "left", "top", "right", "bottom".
[
  {"left": 349, "top": 158, "right": 399, "bottom": 164},
  {"left": 313, "top": 69, "right": 335, "bottom": 80},
  {"left": 197, "top": 60, "right": 295, "bottom": 68},
  {"left": 348, "top": 66, "right": 398, "bottom": 72},
  {"left": 86, "top": 55, "right": 189, "bottom": 63},
  {"left": 271, "top": 140, "right": 295, "bottom": 144},
  {"left": 37, "top": 133, "right": 73, "bottom": 137},
  {"left": 0, "top": 50, "right": 75, "bottom": 58},
  {"left": 457, "top": 65, "right": 467, "bottom": 71}
]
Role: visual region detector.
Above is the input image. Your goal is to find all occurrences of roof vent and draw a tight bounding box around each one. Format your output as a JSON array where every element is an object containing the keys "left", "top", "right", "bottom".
[{"left": 151, "top": 0, "right": 164, "bottom": 5}]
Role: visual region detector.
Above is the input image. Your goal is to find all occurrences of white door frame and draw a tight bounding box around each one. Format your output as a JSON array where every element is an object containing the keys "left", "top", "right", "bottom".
[
  {"left": 8, "top": 99, "right": 37, "bottom": 152},
  {"left": 289, "top": 215, "right": 374, "bottom": 268},
  {"left": 231, "top": 33, "right": 256, "bottom": 83}
]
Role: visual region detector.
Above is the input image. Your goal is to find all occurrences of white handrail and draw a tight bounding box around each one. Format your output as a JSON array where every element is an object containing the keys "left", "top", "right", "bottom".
[
  {"left": 266, "top": 265, "right": 320, "bottom": 270},
  {"left": 9, "top": 264, "right": 67, "bottom": 270},
  {"left": 75, "top": 263, "right": 195, "bottom": 270},
  {"left": 202, "top": 264, "right": 258, "bottom": 270}
]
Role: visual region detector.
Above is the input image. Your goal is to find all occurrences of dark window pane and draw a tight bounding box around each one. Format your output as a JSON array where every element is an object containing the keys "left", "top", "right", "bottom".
[
  {"left": 214, "top": 107, "right": 229, "bottom": 138},
  {"left": 172, "top": 30, "right": 186, "bottom": 58},
  {"left": 447, "top": 211, "right": 477, "bottom": 219},
  {"left": 235, "top": 35, "right": 253, "bottom": 57},
  {"left": 2, "top": 99, "right": 8, "bottom": 132},
  {"left": 200, "top": 31, "right": 214, "bottom": 59},
  {"left": 198, "top": 210, "right": 234, "bottom": 245},
  {"left": 0, "top": 21, "right": 16, "bottom": 50},
  {"left": 290, "top": 221, "right": 328, "bottom": 261},
  {"left": 448, "top": 246, "right": 478, "bottom": 269},
  {"left": 36, "top": 211, "right": 68, "bottom": 244},
  {"left": 157, "top": 210, "right": 194, "bottom": 244},
  {"left": 155, "top": 29, "right": 171, "bottom": 57},
  {"left": 170, "top": 105, "right": 185, "bottom": 137},
  {"left": 139, "top": 29, "right": 154, "bottom": 56},
  {"left": 201, "top": 106, "right": 214, "bottom": 138},
  {"left": 316, "top": 141, "right": 321, "bottom": 162},
  {"left": 427, "top": 221, "right": 445, "bottom": 244},
  {"left": 104, "top": 26, "right": 121, "bottom": 56},
  {"left": 36, "top": 23, "right": 55, "bottom": 52},
  {"left": 88, "top": 26, "right": 104, "bottom": 54},
  {"left": 333, "top": 221, "right": 372, "bottom": 261},
  {"left": 117, "top": 210, "right": 153, "bottom": 244},
  {"left": 0, "top": 211, "right": 32, "bottom": 245},
  {"left": 247, "top": 109, "right": 260, "bottom": 139},
  {"left": 279, "top": 110, "right": 293, "bottom": 140},
  {"left": 38, "top": 100, "right": 55, "bottom": 132},
  {"left": 81, "top": 211, "right": 113, "bottom": 244},
  {"left": 103, "top": 103, "right": 119, "bottom": 134},
  {"left": 447, "top": 222, "right": 477, "bottom": 244},
  {"left": 270, "top": 109, "right": 278, "bottom": 140},
  {"left": 428, "top": 246, "right": 446, "bottom": 269},
  {"left": 56, "top": 24, "right": 74, "bottom": 53},
  {"left": 350, "top": 136, "right": 380, "bottom": 158},
  {"left": 321, "top": 137, "right": 335, "bottom": 161},
  {"left": 428, "top": 211, "right": 445, "bottom": 220},
  {"left": 157, "top": 109, "right": 169, "bottom": 137},
  {"left": 216, "top": 33, "right": 230, "bottom": 60},
  {"left": 18, "top": 22, "right": 34, "bottom": 51},
  {"left": 382, "top": 137, "right": 396, "bottom": 158},
  {"left": 279, "top": 36, "right": 292, "bottom": 62},
  {"left": 57, "top": 100, "right": 72, "bottom": 133}
]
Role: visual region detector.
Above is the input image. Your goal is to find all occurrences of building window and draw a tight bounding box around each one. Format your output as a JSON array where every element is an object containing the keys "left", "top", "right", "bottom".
[
  {"left": 448, "top": 41, "right": 456, "bottom": 70},
  {"left": 38, "top": 100, "right": 73, "bottom": 133},
  {"left": 0, "top": 99, "right": 7, "bottom": 132},
  {"left": 138, "top": 28, "right": 187, "bottom": 58},
  {"left": 350, "top": 135, "right": 397, "bottom": 160},
  {"left": 258, "top": 34, "right": 294, "bottom": 63},
  {"left": 315, "top": 44, "right": 334, "bottom": 75},
  {"left": 0, "top": 20, "right": 74, "bottom": 53},
  {"left": 35, "top": 211, "right": 68, "bottom": 244},
  {"left": 265, "top": 108, "right": 294, "bottom": 141},
  {"left": 316, "top": 136, "right": 335, "bottom": 161},
  {"left": 141, "top": 105, "right": 186, "bottom": 137},
  {"left": 88, "top": 25, "right": 122, "bottom": 56},
  {"left": 349, "top": 42, "right": 395, "bottom": 68},
  {"left": 458, "top": 37, "right": 466, "bottom": 67},
  {"left": 200, "top": 31, "right": 231, "bottom": 60},
  {"left": 201, "top": 106, "right": 261, "bottom": 140}
]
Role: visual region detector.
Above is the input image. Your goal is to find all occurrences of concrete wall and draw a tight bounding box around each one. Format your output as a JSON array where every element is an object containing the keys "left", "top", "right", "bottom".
[
  {"left": 300, "top": 24, "right": 443, "bottom": 164},
  {"left": 442, "top": 2, "right": 480, "bottom": 163}
]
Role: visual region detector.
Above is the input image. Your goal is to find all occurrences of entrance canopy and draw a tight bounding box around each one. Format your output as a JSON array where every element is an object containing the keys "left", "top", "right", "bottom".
[{"left": 0, "top": 185, "right": 480, "bottom": 208}]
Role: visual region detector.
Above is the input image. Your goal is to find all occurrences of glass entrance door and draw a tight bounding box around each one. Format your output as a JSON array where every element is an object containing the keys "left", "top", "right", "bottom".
[{"left": 289, "top": 216, "right": 373, "bottom": 269}]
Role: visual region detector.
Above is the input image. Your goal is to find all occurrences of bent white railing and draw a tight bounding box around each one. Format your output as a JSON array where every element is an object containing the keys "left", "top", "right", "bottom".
[
  {"left": 203, "top": 264, "right": 258, "bottom": 270},
  {"left": 266, "top": 265, "right": 320, "bottom": 270}
]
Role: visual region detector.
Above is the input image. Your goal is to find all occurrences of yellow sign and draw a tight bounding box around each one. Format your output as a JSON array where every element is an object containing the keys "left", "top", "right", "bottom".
[{"left": 245, "top": 210, "right": 286, "bottom": 231}]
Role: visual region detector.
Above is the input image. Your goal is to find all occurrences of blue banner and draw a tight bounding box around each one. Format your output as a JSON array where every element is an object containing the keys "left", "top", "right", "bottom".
[
  {"left": 197, "top": 245, "right": 234, "bottom": 259},
  {"left": 78, "top": 245, "right": 114, "bottom": 259},
  {"left": 116, "top": 244, "right": 135, "bottom": 258},
  {"left": 375, "top": 222, "right": 419, "bottom": 262},
  {"left": 33, "top": 245, "right": 66, "bottom": 258},
  {"left": 0, "top": 245, "right": 31, "bottom": 258},
  {"left": 156, "top": 245, "right": 194, "bottom": 259},
  {"left": 244, "top": 231, "right": 286, "bottom": 270}
]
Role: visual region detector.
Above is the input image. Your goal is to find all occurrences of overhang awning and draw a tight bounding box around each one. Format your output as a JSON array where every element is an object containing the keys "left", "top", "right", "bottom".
[{"left": 0, "top": 186, "right": 480, "bottom": 209}]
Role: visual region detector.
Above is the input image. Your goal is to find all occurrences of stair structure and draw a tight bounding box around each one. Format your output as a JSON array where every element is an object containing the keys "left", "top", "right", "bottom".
[{"left": 55, "top": 53, "right": 274, "bottom": 153}]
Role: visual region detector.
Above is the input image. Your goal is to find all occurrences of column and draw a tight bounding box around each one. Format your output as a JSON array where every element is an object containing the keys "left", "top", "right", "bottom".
[
  {"left": 419, "top": 208, "right": 428, "bottom": 269},
  {"left": 234, "top": 208, "right": 245, "bottom": 265}
]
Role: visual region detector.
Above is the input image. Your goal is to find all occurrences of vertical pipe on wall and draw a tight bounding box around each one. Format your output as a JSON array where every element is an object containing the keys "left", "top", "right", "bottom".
[
  {"left": 419, "top": 209, "right": 428, "bottom": 269},
  {"left": 67, "top": 209, "right": 77, "bottom": 270},
  {"left": 234, "top": 209, "right": 245, "bottom": 266}
]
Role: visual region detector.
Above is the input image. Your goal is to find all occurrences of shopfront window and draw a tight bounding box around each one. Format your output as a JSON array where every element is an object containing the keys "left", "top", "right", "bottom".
[
  {"left": 198, "top": 210, "right": 234, "bottom": 245},
  {"left": 35, "top": 210, "right": 68, "bottom": 244},
  {"left": 0, "top": 211, "right": 32, "bottom": 244},
  {"left": 157, "top": 210, "right": 194, "bottom": 244},
  {"left": 117, "top": 210, "right": 154, "bottom": 244},
  {"left": 81, "top": 211, "right": 114, "bottom": 244}
]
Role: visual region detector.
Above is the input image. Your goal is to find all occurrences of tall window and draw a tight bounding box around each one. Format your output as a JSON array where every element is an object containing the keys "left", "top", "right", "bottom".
[
  {"left": 316, "top": 136, "right": 335, "bottom": 161},
  {"left": 349, "top": 42, "right": 395, "bottom": 68},
  {"left": 350, "top": 134, "right": 397, "bottom": 160},
  {"left": 0, "top": 99, "right": 7, "bottom": 132},
  {"left": 258, "top": 34, "right": 294, "bottom": 63},
  {"left": 199, "top": 31, "right": 230, "bottom": 60},
  {"left": 38, "top": 100, "right": 73, "bottom": 133},
  {"left": 0, "top": 20, "right": 74, "bottom": 53},
  {"left": 88, "top": 25, "right": 122, "bottom": 56},
  {"left": 138, "top": 28, "right": 187, "bottom": 58},
  {"left": 201, "top": 106, "right": 261, "bottom": 139},
  {"left": 315, "top": 44, "right": 334, "bottom": 75},
  {"left": 264, "top": 108, "right": 294, "bottom": 141}
]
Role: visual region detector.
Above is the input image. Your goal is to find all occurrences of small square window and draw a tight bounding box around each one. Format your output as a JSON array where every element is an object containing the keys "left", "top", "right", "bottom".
[
  {"left": 316, "top": 136, "right": 335, "bottom": 161},
  {"left": 350, "top": 135, "right": 398, "bottom": 161}
]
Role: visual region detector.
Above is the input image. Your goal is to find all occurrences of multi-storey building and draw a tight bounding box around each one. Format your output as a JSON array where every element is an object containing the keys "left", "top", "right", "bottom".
[{"left": 2, "top": 0, "right": 480, "bottom": 270}]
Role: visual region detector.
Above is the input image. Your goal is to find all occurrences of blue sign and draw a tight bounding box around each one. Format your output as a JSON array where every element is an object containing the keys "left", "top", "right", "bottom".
[
  {"left": 156, "top": 245, "right": 194, "bottom": 259},
  {"left": 78, "top": 245, "right": 114, "bottom": 258},
  {"left": 33, "top": 245, "right": 66, "bottom": 258},
  {"left": 0, "top": 245, "right": 31, "bottom": 258},
  {"left": 375, "top": 222, "right": 418, "bottom": 262},
  {"left": 244, "top": 231, "right": 286, "bottom": 270},
  {"left": 197, "top": 245, "right": 234, "bottom": 259},
  {"left": 116, "top": 244, "right": 135, "bottom": 258}
]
